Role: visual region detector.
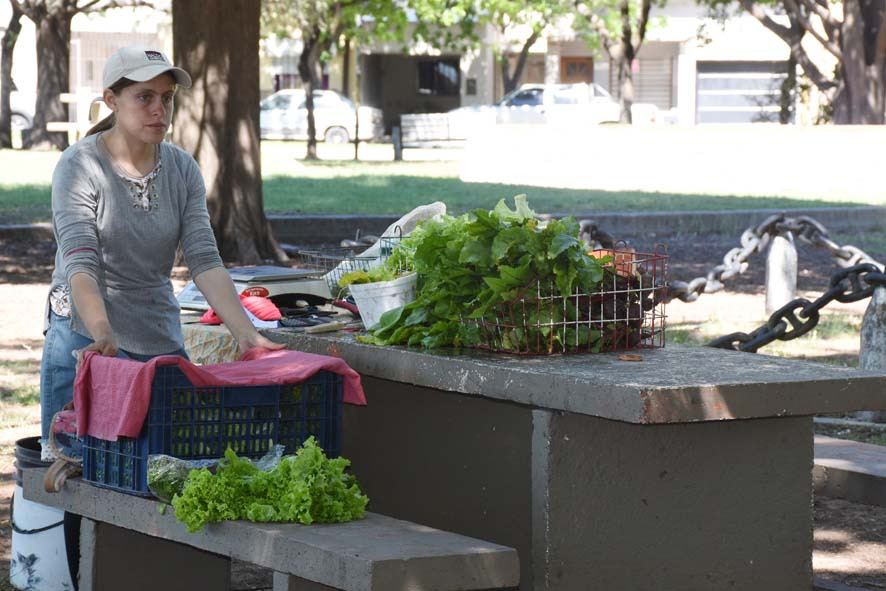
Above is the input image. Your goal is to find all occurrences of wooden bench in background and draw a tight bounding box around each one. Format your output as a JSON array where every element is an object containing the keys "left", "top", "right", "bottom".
[{"left": 23, "top": 468, "right": 520, "bottom": 591}]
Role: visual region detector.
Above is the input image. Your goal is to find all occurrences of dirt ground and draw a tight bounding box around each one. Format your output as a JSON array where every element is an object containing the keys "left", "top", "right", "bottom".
[{"left": 1, "top": 228, "right": 885, "bottom": 590}]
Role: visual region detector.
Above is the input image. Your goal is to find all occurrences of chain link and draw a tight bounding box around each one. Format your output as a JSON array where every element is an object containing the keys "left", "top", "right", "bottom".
[
  {"left": 633, "top": 213, "right": 884, "bottom": 304},
  {"left": 707, "top": 264, "right": 883, "bottom": 352}
]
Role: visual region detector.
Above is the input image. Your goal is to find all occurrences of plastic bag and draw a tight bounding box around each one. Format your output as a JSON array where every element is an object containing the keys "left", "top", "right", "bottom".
[
  {"left": 147, "top": 444, "right": 286, "bottom": 502},
  {"left": 147, "top": 455, "right": 218, "bottom": 502}
]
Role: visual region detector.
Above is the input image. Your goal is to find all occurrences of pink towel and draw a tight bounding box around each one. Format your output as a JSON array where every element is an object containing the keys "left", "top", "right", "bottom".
[{"left": 74, "top": 347, "right": 366, "bottom": 441}]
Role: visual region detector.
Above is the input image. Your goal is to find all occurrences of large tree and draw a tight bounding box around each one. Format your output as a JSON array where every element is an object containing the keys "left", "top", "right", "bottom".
[
  {"left": 411, "top": 0, "right": 571, "bottom": 94},
  {"left": 0, "top": 0, "right": 24, "bottom": 148},
  {"left": 262, "top": 0, "right": 407, "bottom": 160},
  {"left": 13, "top": 0, "right": 152, "bottom": 151},
  {"left": 572, "top": 0, "right": 659, "bottom": 123},
  {"left": 173, "top": 0, "right": 286, "bottom": 263},
  {"left": 703, "top": 0, "right": 886, "bottom": 123},
  {"left": 14, "top": 0, "right": 78, "bottom": 150},
  {"left": 478, "top": 1, "right": 572, "bottom": 94}
]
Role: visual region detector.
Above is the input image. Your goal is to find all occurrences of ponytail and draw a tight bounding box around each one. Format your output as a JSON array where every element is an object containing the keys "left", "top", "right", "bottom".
[{"left": 86, "top": 113, "right": 116, "bottom": 137}]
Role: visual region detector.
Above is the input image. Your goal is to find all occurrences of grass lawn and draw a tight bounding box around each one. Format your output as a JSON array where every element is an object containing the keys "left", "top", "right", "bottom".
[{"left": 0, "top": 139, "right": 879, "bottom": 224}]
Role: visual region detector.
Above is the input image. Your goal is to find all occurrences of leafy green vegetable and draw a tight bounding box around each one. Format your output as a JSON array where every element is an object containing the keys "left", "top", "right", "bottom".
[
  {"left": 364, "top": 195, "right": 609, "bottom": 352},
  {"left": 171, "top": 437, "right": 368, "bottom": 533},
  {"left": 338, "top": 266, "right": 398, "bottom": 288}
]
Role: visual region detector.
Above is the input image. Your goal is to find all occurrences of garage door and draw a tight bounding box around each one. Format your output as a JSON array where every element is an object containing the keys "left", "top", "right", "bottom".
[
  {"left": 696, "top": 61, "right": 789, "bottom": 123},
  {"left": 609, "top": 58, "right": 674, "bottom": 109}
]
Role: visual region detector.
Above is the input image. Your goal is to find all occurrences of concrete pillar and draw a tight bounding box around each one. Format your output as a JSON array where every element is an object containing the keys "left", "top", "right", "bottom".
[
  {"left": 273, "top": 572, "right": 339, "bottom": 590},
  {"left": 858, "top": 286, "right": 886, "bottom": 423},
  {"left": 676, "top": 43, "right": 697, "bottom": 125},
  {"left": 79, "top": 518, "right": 231, "bottom": 590},
  {"left": 544, "top": 43, "right": 561, "bottom": 84},
  {"left": 765, "top": 232, "right": 798, "bottom": 315}
]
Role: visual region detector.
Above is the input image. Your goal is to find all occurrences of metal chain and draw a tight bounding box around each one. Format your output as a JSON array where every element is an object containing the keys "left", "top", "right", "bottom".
[
  {"left": 707, "top": 264, "right": 886, "bottom": 352},
  {"left": 596, "top": 213, "right": 885, "bottom": 303}
]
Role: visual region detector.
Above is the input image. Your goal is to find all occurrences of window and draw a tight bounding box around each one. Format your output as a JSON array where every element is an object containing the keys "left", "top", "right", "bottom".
[
  {"left": 505, "top": 88, "right": 543, "bottom": 107},
  {"left": 262, "top": 94, "right": 293, "bottom": 110},
  {"left": 551, "top": 86, "right": 585, "bottom": 105},
  {"left": 417, "top": 59, "right": 460, "bottom": 96}
]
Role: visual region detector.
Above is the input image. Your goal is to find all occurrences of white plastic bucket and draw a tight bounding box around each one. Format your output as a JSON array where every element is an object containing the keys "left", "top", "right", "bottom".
[
  {"left": 10, "top": 486, "right": 75, "bottom": 591},
  {"left": 348, "top": 273, "right": 418, "bottom": 330},
  {"left": 10, "top": 437, "right": 76, "bottom": 591}
]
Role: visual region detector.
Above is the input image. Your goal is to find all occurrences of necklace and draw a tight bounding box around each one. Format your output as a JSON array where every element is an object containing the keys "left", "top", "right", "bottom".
[
  {"left": 99, "top": 133, "right": 163, "bottom": 213},
  {"left": 122, "top": 161, "right": 163, "bottom": 212}
]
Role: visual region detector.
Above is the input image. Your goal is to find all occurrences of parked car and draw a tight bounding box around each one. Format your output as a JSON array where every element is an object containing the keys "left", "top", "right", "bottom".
[
  {"left": 10, "top": 90, "right": 35, "bottom": 131},
  {"left": 260, "top": 89, "right": 383, "bottom": 143},
  {"left": 448, "top": 83, "right": 660, "bottom": 133}
]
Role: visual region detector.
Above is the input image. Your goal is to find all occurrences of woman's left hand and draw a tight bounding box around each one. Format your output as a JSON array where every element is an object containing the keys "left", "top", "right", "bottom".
[{"left": 237, "top": 330, "right": 286, "bottom": 356}]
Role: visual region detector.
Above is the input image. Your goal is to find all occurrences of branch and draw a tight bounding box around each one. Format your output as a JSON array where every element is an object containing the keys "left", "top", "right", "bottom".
[
  {"left": 620, "top": 0, "right": 633, "bottom": 59},
  {"left": 574, "top": 2, "right": 614, "bottom": 52},
  {"left": 794, "top": 0, "right": 839, "bottom": 29},
  {"left": 781, "top": 0, "right": 842, "bottom": 58},
  {"left": 813, "top": 0, "right": 841, "bottom": 44},
  {"left": 737, "top": 0, "right": 836, "bottom": 92},
  {"left": 631, "top": 0, "right": 652, "bottom": 52},
  {"left": 78, "top": 0, "right": 161, "bottom": 14},
  {"left": 737, "top": 0, "right": 794, "bottom": 39}
]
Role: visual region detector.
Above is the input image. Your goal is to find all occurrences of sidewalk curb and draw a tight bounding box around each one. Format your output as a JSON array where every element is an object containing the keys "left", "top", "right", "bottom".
[
  {"left": 0, "top": 222, "right": 53, "bottom": 241},
  {"left": 3, "top": 206, "right": 884, "bottom": 246},
  {"left": 267, "top": 206, "right": 886, "bottom": 245},
  {"left": 814, "top": 435, "right": 886, "bottom": 508}
]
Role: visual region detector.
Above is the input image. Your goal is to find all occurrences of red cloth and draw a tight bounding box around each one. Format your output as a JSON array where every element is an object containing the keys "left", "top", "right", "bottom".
[
  {"left": 199, "top": 294, "right": 282, "bottom": 325},
  {"left": 74, "top": 347, "right": 366, "bottom": 441}
]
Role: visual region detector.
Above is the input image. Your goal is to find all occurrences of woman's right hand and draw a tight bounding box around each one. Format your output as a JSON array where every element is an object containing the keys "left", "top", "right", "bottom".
[{"left": 84, "top": 334, "right": 119, "bottom": 357}]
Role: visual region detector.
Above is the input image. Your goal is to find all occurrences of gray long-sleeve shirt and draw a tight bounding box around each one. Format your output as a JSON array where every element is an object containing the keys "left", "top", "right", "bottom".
[{"left": 49, "top": 133, "right": 223, "bottom": 355}]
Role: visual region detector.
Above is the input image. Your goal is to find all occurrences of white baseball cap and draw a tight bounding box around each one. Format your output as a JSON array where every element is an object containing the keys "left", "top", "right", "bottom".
[{"left": 103, "top": 45, "right": 192, "bottom": 89}]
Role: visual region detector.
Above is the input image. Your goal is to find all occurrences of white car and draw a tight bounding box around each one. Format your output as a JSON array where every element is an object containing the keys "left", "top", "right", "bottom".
[
  {"left": 449, "top": 83, "right": 622, "bottom": 129},
  {"left": 10, "top": 90, "right": 35, "bottom": 131},
  {"left": 260, "top": 89, "right": 383, "bottom": 143}
]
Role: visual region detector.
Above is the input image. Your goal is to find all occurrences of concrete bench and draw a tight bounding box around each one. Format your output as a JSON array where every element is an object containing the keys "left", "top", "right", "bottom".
[{"left": 22, "top": 468, "right": 519, "bottom": 591}]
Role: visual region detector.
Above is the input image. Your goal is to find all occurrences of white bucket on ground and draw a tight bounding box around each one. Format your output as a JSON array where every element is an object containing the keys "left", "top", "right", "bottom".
[
  {"left": 349, "top": 273, "right": 418, "bottom": 330},
  {"left": 10, "top": 437, "right": 76, "bottom": 591},
  {"left": 10, "top": 485, "right": 75, "bottom": 591}
]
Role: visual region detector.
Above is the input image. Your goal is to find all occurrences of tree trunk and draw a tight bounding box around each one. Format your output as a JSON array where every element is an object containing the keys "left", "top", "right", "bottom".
[
  {"left": 618, "top": 59, "right": 634, "bottom": 124},
  {"left": 172, "top": 0, "right": 286, "bottom": 264},
  {"left": 23, "top": 7, "right": 71, "bottom": 150},
  {"left": 500, "top": 29, "right": 541, "bottom": 95},
  {"left": 499, "top": 57, "right": 514, "bottom": 94},
  {"left": 742, "top": 0, "right": 884, "bottom": 123},
  {"left": 297, "top": 35, "right": 322, "bottom": 161},
  {"left": 779, "top": 55, "right": 797, "bottom": 124},
  {"left": 0, "top": 3, "right": 24, "bottom": 149}
]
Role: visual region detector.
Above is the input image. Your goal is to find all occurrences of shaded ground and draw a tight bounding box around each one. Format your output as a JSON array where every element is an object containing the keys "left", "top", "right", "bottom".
[{"left": 1, "top": 227, "right": 885, "bottom": 590}]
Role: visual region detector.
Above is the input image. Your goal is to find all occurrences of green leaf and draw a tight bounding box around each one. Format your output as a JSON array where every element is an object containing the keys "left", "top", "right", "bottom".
[
  {"left": 459, "top": 240, "right": 492, "bottom": 266},
  {"left": 549, "top": 233, "right": 580, "bottom": 259}
]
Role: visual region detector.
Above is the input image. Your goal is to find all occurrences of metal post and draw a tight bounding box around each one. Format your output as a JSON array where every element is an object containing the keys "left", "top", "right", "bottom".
[
  {"left": 858, "top": 286, "right": 886, "bottom": 422},
  {"left": 392, "top": 125, "right": 403, "bottom": 161},
  {"left": 765, "top": 232, "right": 798, "bottom": 315}
]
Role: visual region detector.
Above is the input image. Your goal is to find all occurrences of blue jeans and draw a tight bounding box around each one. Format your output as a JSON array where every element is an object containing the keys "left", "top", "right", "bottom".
[{"left": 40, "top": 311, "right": 189, "bottom": 453}]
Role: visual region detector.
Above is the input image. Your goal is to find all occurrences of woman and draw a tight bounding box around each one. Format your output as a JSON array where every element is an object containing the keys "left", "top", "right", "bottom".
[{"left": 41, "top": 45, "right": 282, "bottom": 459}]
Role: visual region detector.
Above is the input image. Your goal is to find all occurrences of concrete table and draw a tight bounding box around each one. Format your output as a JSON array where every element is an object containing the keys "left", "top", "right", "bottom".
[{"left": 183, "top": 324, "right": 886, "bottom": 591}]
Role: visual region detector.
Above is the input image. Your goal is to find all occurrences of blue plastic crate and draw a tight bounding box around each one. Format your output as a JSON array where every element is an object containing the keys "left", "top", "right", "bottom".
[{"left": 82, "top": 365, "right": 343, "bottom": 496}]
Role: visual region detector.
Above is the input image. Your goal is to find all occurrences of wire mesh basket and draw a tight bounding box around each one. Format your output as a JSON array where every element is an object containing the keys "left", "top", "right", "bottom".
[
  {"left": 297, "top": 232, "right": 405, "bottom": 294},
  {"left": 463, "top": 247, "right": 668, "bottom": 355}
]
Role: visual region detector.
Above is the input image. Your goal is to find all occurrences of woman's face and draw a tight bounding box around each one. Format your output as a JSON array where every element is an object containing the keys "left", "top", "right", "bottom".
[{"left": 104, "top": 73, "right": 177, "bottom": 145}]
